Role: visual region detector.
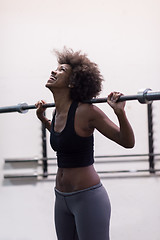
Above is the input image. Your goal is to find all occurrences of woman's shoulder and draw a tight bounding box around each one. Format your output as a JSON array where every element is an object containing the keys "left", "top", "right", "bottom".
[{"left": 77, "top": 102, "right": 105, "bottom": 119}]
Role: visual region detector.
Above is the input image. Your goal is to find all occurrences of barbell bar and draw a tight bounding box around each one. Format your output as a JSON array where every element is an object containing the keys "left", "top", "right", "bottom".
[{"left": 0, "top": 88, "right": 160, "bottom": 114}]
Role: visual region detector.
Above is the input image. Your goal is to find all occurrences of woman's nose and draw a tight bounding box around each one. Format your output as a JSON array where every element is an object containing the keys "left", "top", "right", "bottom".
[{"left": 51, "top": 70, "right": 56, "bottom": 76}]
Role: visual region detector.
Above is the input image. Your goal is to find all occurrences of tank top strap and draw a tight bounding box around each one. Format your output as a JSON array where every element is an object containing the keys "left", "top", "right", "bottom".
[
  {"left": 65, "top": 101, "right": 78, "bottom": 130},
  {"left": 51, "top": 110, "right": 56, "bottom": 128}
]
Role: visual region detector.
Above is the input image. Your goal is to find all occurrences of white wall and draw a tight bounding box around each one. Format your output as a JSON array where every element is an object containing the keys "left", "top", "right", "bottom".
[{"left": 0, "top": 0, "right": 160, "bottom": 239}]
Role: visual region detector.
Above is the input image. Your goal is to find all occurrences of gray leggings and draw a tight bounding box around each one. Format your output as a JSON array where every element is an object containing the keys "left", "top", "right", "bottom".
[{"left": 54, "top": 183, "right": 111, "bottom": 240}]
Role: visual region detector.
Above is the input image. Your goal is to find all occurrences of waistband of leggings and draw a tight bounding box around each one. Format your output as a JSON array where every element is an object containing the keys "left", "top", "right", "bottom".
[{"left": 55, "top": 182, "right": 102, "bottom": 196}]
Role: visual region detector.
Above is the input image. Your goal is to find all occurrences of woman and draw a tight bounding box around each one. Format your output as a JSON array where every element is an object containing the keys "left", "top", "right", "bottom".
[{"left": 36, "top": 48, "right": 135, "bottom": 240}]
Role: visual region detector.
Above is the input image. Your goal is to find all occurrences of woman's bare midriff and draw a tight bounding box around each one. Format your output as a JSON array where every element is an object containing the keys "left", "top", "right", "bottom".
[{"left": 55, "top": 164, "right": 100, "bottom": 192}]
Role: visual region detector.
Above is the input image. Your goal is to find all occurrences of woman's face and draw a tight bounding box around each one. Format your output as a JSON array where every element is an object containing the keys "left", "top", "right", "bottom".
[{"left": 46, "top": 64, "right": 72, "bottom": 90}]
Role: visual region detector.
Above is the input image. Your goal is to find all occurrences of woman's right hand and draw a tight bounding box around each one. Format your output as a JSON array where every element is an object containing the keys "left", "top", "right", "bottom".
[
  {"left": 35, "top": 100, "right": 47, "bottom": 120},
  {"left": 35, "top": 100, "right": 51, "bottom": 131}
]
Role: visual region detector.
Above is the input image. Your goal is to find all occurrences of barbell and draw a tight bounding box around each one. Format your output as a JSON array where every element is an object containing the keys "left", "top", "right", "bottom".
[{"left": 0, "top": 88, "right": 160, "bottom": 114}]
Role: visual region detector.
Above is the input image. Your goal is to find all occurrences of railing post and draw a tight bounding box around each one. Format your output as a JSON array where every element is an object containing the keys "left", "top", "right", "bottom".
[
  {"left": 41, "top": 112, "right": 48, "bottom": 177},
  {"left": 147, "top": 103, "right": 155, "bottom": 173}
]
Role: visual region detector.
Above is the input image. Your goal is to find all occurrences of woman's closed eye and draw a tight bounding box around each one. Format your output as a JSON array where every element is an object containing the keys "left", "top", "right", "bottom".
[{"left": 60, "top": 67, "right": 66, "bottom": 72}]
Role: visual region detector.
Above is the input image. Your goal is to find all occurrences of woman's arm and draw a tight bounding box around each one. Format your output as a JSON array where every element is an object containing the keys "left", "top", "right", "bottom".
[
  {"left": 35, "top": 100, "right": 51, "bottom": 132},
  {"left": 90, "top": 92, "right": 135, "bottom": 148}
]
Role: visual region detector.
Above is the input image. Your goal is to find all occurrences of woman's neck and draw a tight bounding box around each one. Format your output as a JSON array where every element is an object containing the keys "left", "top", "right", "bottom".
[{"left": 52, "top": 90, "right": 72, "bottom": 115}]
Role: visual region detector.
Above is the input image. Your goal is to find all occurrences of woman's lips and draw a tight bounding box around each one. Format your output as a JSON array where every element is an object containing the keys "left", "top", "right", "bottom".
[{"left": 47, "top": 76, "right": 57, "bottom": 83}]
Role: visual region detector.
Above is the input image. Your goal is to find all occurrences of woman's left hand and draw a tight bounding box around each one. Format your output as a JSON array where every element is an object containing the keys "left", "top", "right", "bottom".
[{"left": 107, "top": 92, "right": 125, "bottom": 114}]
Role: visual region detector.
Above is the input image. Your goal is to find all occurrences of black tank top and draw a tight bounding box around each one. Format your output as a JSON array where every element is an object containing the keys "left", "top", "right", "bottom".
[{"left": 50, "top": 101, "right": 94, "bottom": 168}]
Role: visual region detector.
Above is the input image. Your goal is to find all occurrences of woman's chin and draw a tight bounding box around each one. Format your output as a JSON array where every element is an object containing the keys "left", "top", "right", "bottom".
[{"left": 45, "top": 82, "right": 52, "bottom": 89}]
